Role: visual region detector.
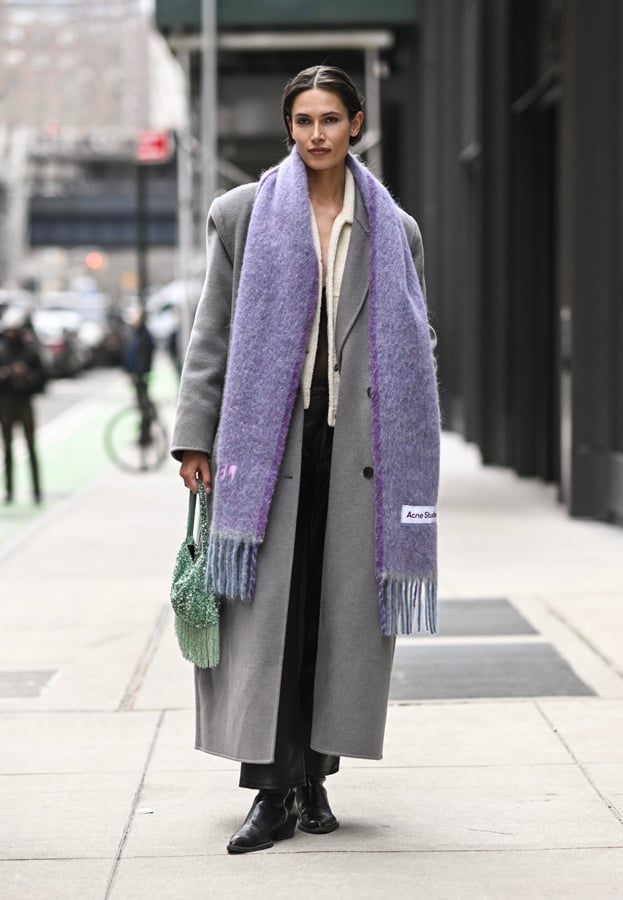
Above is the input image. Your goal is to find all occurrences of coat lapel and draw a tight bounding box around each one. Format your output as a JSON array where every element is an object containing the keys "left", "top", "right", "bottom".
[{"left": 335, "top": 186, "right": 369, "bottom": 365}]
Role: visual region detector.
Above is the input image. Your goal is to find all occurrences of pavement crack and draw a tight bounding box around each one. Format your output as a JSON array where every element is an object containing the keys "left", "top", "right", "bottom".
[
  {"left": 536, "top": 701, "right": 623, "bottom": 829},
  {"left": 467, "top": 828, "right": 516, "bottom": 835},
  {"left": 104, "top": 709, "right": 165, "bottom": 899},
  {"left": 118, "top": 604, "right": 171, "bottom": 712},
  {"left": 545, "top": 603, "right": 623, "bottom": 681}
]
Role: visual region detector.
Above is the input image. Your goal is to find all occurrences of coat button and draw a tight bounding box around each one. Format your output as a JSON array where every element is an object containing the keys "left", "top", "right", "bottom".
[
  {"left": 363, "top": 466, "right": 374, "bottom": 479},
  {"left": 366, "top": 386, "right": 371, "bottom": 398},
  {"left": 333, "top": 363, "right": 339, "bottom": 372}
]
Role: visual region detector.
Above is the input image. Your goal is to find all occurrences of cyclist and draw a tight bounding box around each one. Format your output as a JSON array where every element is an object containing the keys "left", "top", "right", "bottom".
[{"left": 122, "top": 308, "right": 154, "bottom": 445}]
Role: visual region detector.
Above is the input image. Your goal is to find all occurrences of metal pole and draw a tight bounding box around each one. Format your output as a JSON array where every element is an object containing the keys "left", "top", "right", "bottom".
[
  {"left": 364, "top": 48, "right": 383, "bottom": 178},
  {"left": 136, "top": 163, "right": 148, "bottom": 307},
  {"left": 4, "top": 127, "right": 31, "bottom": 286},
  {"left": 176, "top": 49, "right": 194, "bottom": 356},
  {"left": 201, "top": 0, "right": 218, "bottom": 226}
]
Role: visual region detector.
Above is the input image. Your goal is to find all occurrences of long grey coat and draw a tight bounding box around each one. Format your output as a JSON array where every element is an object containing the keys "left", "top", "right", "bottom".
[{"left": 172, "top": 181, "right": 425, "bottom": 763}]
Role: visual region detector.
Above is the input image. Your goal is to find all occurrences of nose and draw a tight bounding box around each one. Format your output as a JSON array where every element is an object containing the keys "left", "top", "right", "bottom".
[{"left": 311, "top": 121, "right": 324, "bottom": 143}]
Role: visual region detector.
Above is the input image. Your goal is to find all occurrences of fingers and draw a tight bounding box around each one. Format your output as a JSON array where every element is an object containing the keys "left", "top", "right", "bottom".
[
  {"left": 199, "top": 462, "right": 212, "bottom": 492},
  {"left": 179, "top": 467, "right": 210, "bottom": 493},
  {"left": 179, "top": 452, "right": 211, "bottom": 494},
  {"left": 178, "top": 462, "right": 196, "bottom": 492}
]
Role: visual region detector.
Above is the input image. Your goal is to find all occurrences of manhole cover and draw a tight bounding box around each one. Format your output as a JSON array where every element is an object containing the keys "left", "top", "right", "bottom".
[
  {"left": 438, "top": 599, "right": 538, "bottom": 636},
  {"left": 0, "top": 670, "right": 56, "bottom": 698},
  {"left": 390, "top": 643, "right": 594, "bottom": 701}
]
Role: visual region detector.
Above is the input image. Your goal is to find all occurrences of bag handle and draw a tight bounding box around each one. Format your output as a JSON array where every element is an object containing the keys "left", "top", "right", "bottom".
[{"left": 186, "top": 481, "right": 209, "bottom": 547}]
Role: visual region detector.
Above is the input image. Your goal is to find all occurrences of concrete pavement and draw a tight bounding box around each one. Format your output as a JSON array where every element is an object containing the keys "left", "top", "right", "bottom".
[{"left": 1, "top": 417, "right": 623, "bottom": 899}]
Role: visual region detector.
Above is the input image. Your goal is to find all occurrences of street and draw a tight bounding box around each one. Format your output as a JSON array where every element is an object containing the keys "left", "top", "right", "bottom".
[
  {"left": 2, "top": 2, "right": 623, "bottom": 895},
  {"left": 0, "top": 360, "right": 179, "bottom": 550},
  {"left": 1, "top": 370, "right": 623, "bottom": 898},
  {"left": 36, "top": 368, "right": 123, "bottom": 429}
]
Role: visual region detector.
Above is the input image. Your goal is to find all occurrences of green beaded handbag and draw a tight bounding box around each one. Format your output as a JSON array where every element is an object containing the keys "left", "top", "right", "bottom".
[{"left": 170, "top": 481, "right": 220, "bottom": 668}]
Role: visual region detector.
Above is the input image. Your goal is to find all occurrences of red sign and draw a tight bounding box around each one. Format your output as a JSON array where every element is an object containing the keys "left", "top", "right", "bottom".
[{"left": 136, "top": 130, "right": 172, "bottom": 164}]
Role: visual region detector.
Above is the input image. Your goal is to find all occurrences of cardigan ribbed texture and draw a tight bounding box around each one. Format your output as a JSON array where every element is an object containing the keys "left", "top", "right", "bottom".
[{"left": 301, "top": 166, "right": 355, "bottom": 425}]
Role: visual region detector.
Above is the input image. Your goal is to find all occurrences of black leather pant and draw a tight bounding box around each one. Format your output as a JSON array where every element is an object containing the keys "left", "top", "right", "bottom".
[
  {"left": 239, "top": 383, "right": 340, "bottom": 791},
  {"left": 0, "top": 395, "right": 41, "bottom": 501}
]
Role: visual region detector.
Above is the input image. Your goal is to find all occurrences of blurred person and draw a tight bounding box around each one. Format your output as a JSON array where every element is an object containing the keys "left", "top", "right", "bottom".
[
  {"left": 123, "top": 308, "right": 154, "bottom": 443},
  {"left": 0, "top": 307, "right": 47, "bottom": 504},
  {"left": 172, "top": 66, "right": 440, "bottom": 854},
  {"left": 166, "top": 308, "right": 182, "bottom": 377}
]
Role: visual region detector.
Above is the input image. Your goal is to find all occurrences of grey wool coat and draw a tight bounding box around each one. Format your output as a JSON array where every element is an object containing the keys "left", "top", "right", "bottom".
[{"left": 171, "top": 180, "right": 426, "bottom": 764}]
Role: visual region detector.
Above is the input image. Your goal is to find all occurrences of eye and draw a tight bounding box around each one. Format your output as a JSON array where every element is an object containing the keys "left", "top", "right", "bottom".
[
  {"left": 294, "top": 116, "right": 310, "bottom": 126},
  {"left": 325, "top": 116, "right": 339, "bottom": 124}
]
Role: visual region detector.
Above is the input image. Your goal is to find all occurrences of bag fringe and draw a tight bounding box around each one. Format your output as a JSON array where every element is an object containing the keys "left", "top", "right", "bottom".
[
  {"left": 379, "top": 575, "right": 437, "bottom": 636},
  {"left": 174, "top": 615, "right": 220, "bottom": 669},
  {"left": 207, "top": 533, "right": 258, "bottom": 602}
]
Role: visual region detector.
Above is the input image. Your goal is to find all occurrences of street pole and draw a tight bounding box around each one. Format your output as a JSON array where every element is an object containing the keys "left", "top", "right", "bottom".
[
  {"left": 201, "top": 0, "right": 218, "bottom": 227},
  {"left": 176, "top": 48, "right": 194, "bottom": 356},
  {"left": 4, "top": 127, "right": 32, "bottom": 287},
  {"left": 136, "top": 163, "right": 148, "bottom": 308},
  {"left": 364, "top": 48, "right": 383, "bottom": 179}
]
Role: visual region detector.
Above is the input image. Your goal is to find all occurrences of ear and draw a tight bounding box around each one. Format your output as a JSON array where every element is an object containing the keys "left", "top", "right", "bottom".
[{"left": 350, "top": 110, "right": 364, "bottom": 138}]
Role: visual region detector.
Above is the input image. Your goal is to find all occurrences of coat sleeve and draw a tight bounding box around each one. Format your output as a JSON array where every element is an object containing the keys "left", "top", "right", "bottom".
[
  {"left": 399, "top": 209, "right": 438, "bottom": 356},
  {"left": 170, "top": 199, "right": 233, "bottom": 461},
  {"left": 398, "top": 209, "right": 426, "bottom": 302}
]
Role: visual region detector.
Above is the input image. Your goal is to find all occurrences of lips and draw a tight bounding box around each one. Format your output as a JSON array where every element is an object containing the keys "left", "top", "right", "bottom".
[{"left": 309, "top": 148, "right": 330, "bottom": 155}]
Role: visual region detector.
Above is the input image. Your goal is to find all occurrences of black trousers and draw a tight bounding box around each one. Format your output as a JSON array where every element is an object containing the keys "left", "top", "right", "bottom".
[
  {"left": 132, "top": 375, "right": 152, "bottom": 446},
  {"left": 0, "top": 395, "right": 41, "bottom": 501},
  {"left": 239, "top": 383, "right": 340, "bottom": 791}
]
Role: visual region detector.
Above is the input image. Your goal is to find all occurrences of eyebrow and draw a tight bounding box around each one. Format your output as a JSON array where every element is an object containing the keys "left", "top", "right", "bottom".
[{"left": 293, "top": 110, "right": 343, "bottom": 117}]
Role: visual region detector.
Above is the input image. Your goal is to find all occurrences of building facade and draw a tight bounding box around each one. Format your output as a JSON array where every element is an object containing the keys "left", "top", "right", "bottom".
[
  {"left": 0, "top": 0, "right": 185, "bottom": 288},
  {"left": 156, "top": 0, "right": 623, "bottom": 525},
  {"left": 418, "top": 0, "right": 623, "bottom": 524},
  {"left": 156, "top": 0, "right": 425, "bottom": 235}
]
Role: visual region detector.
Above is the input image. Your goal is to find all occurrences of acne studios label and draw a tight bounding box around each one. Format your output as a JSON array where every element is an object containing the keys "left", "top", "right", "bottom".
[{"left": 401, "top": 505, "right": 437, "bottom": 524}]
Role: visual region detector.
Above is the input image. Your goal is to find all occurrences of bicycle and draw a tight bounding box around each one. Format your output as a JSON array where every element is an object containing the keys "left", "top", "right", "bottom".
[{"left": 104, "top": 390, "right": 169, "bottom": 473}]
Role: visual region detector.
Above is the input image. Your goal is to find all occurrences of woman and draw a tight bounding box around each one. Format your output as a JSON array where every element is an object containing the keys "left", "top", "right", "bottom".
[
  {"left": 0, "top": 307, "right": 46, "bottom": 504},
  {"left": 172, "top": 65, "right": 440, "bottom": 855}
]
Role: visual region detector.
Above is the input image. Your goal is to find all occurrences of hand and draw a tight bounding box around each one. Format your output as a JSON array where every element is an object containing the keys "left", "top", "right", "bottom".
[{"left": 179, "top": 451, "right": 212, "bottom": 494}]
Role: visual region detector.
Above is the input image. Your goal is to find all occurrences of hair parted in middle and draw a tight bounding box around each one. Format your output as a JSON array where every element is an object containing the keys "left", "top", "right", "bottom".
[{"left": 281, "top": 65, "right": 365, "bottom": 148}]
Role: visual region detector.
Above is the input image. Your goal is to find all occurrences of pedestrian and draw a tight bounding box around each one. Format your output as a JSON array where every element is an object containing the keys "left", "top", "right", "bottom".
[
  {"left": 172, "top": 65, "right": 440, "bottom": 855},
  {"left": 166, "top": 314, "right": 182, "bottom": 377},
  {"left": 0, "top": 307, "right": 47, "bottom": 504},
  {"left": 122, "top": 308, "right": 154, "bottom": 444}
]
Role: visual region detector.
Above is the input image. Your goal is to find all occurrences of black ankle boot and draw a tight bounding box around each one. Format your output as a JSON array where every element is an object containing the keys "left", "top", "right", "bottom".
[
  {"left": 295, "top": 777, "right": 339, "bottom": 834},
  {"left": 227, "top": 789, "right": 296, "bottom": 854}
]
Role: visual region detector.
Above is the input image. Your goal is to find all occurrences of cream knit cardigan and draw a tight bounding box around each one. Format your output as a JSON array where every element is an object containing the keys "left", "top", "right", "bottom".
[{"left": 300, "top": 167, "right": 355, "bottom": 426}]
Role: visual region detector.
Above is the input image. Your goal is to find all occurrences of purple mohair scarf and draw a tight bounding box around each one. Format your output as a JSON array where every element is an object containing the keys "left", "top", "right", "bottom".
[{"left": 207, "top": 147, "right": 440, "bottom": 636}]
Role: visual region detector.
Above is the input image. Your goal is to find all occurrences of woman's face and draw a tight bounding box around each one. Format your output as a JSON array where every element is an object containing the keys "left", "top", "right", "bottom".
[{"left": 288, "top": 88, "right": 363, "bottom": 172}]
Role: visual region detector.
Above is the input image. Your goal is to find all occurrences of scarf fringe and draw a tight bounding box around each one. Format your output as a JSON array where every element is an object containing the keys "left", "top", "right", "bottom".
[
  {"left": 379, "top": 575, "right": 437, "bottom": 636},
  {"left": 207, "top": 533, "right": 258, "bottom": 602},
  {"left": 174, "top": 615, "right": 220, "bottom": 669}
]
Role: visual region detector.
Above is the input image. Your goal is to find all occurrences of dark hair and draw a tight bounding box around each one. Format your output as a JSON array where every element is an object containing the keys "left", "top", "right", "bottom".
[{"left": 281, "top": 65, "right": 364, "bottom": 147}]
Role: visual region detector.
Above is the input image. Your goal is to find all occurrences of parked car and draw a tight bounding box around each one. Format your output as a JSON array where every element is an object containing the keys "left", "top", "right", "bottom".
[
  {"left": 39, "top": 291, "right": 126, "bottom": 368},
  {"left": 32, "top": 308, "right": 90, "bottom": 378},
  {"left": 142, "top": 277, "right": 203, "bottom": 371},
  {"left": 73, "top": 299, "right": 125, "bottom": 367},
  {"left": 0, "top": 287, "right": 37, "bottom": 323}
]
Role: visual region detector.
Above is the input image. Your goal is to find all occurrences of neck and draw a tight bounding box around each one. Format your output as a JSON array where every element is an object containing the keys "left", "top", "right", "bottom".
[{"left": 306, "top": 162, "right": 347, "bottom": 207}]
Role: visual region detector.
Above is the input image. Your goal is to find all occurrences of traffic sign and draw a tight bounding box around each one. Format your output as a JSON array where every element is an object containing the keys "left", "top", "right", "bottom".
[{"left": 136, "top": 130, "right": 172, "bottom": 164}]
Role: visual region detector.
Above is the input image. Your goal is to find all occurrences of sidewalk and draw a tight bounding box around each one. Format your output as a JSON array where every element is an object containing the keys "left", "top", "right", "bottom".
[{"left": 1, "top": 431, "right": 623, "bottom": 899}]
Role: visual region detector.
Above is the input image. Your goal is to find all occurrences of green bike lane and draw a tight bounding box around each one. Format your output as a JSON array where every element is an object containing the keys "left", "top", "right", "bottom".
[{"left": 0, "top": 359, "right": 179, "bottom": 552}]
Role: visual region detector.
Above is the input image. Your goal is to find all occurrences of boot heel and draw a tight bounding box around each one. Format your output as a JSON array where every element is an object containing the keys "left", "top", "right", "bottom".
[
  {"left": 227, "top": 790, "right": 297, "bottom": 854},
  {"left": 274, "top": 810, "right": 297, "bottom": 842}
]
